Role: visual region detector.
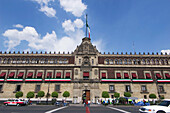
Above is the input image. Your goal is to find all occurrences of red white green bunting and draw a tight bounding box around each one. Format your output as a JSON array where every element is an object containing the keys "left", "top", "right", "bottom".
[
  {"left": 0, "top": 79, "right": 4, "bottom": 81},
  {"left": 132, "top": 79, "right": 153, "bottom": 82},
  {"left": 101, "top": 79, "right": 131, "bottom": 82},
  {"left": 25, "top": 79, "right": 42, "bottom": 82},
  {"left": 45, "top": 78, "right": 71, "bottom": 82},
  {"left": 157, "top": 79, "right": 170, "bottom": 83},
  {"left": 6, "top": 79, "right": 23, "bottom": 82}
]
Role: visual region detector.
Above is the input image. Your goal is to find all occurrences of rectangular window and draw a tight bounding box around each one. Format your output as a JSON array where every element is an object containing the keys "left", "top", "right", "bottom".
[
  {"left": 15, "top": 85, "right": 21, "bottom": 92},
  {"left": 35, "top": 85, "right": 41, "bottom": 93},
  {"left": 109, "top": 85, "right": 115, "bottom": 92},
  {"left": 0, "top": 85, "right": 3, "bottom": 92},
  {"left": 92, "top": 59, "right": 94, "bottom": 64},
  {"left": 79, "top": 59, "right": 81, "bottom": 64},
  {"left": 141, "top": 85, "right": 147, "bottom": 92},
  {"left": 158, "top": 85, "right": 164, "bottom": 93},
  {"left": 125, "top": 85, "right": 131, "bottom": 92},
  {"left": 55, "top": 85, "right": 60, "bottom": 92}
]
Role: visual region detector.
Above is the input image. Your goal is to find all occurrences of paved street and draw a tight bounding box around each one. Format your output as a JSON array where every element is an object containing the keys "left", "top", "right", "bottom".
[{"left": 0, "top": 105, "right": 140, "bottom": 113}]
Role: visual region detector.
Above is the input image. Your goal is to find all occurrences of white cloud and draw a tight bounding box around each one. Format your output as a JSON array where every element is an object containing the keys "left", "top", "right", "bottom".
[
  {"left": 59, "top": 0, "right": 87, "bottom": 17},
  {"left": 62, "top": 19, "right": 84, "bottom": 32},
  {"left": 13, "top": 24, "right": 24, "bottom": 28},
  {"left": 62, "top": 20, "right": 75, "bottom": 32},
  {"left": 161, "top": 50, "right": 170, "bottom": 55},
  {"left": 32, "top": 0, "right": 56, "bottom": 18},
  {"left": 3, "top": 26, "right": 102, "bottom": 52},
  {"left": 74, "top": 19, "right": 84, "bottom": 28},
  {"left": 39, "top": 5, "right": 56, "bottom": 17}
]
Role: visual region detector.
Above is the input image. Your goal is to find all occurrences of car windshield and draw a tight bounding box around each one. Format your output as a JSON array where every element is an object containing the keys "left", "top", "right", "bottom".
[{"left": 158, "top": 101, "right": 170, "bottom": 106}]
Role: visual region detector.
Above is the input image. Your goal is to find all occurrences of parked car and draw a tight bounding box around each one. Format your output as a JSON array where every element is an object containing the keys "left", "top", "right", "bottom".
[
  {"left": 139, "top": 99, "right": 170, "bottom": 113},
  {"left": 4, "top": 99, "right": 26, "bottom": 106}
]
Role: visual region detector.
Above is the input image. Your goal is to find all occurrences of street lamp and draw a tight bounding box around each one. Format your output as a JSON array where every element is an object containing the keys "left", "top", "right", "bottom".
[{"left": 46, "top": 73, "right": 51, "bottom": 104}]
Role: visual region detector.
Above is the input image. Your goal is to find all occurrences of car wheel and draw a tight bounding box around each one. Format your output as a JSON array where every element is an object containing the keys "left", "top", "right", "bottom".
[
  {"left": 157, "top": 111, "right": 165, "bottom": 113},
  {"left": 5, "top": 104, "right": 8, "bottom": 106},
  {"left": 17, "top": 104, "right": 20, "bottom": 106}
]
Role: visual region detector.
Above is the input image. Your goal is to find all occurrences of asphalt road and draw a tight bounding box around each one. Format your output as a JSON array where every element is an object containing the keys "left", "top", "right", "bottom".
[{"left": 0, "top": 105, "right": 140, "bottom": 113}]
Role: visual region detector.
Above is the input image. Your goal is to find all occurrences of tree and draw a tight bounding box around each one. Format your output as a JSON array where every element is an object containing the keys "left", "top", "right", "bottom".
[
  {"left": 26, "top": 91, "right": 35, "bottom": 99},
  {"left": 102, "top": 91, "right": 109, "bottom": 99},
  {"left": 52, "top": 91, "right": 58, "bottom": 98},
  {"left": 15, "top": 91, "right": 23, "bottom": 98},
  {"left": 124, "top": 92, "right": 131, "bottom": 97},
  {"left": 114, "top": 92, "right": 120, "bottom": 98},
  {"left": 37, "top": 91, "right": 45, "bottom": 99},
  {"left": 149, "top": 94, "right": 157, "bottom": 99},
  {"left": 63, "top": 91, "right": 70, "bottom": 101}
]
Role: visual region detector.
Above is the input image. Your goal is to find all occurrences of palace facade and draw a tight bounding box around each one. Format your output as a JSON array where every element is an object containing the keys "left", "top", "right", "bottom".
[{"left": 0, "top": 37, "right": 170, "bottom": 103}]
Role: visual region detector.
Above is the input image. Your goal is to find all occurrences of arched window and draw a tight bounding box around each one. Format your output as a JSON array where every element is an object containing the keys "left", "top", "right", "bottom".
[
  {"left": 151, "top": 59, "right": 155, "bottom": 65},
  {"left": 26, "top": 58, "right": 29, "bottom": 64},
  {"left": 165, "top": 59, "right": 168, "bottom": 65},
  {"left": 63, "top": 58, "right": 67, "bottom": 64},
  {"left": 110, "top": 59, "right": 113, "bottom": 64},
  {"left": 161, "top": 59, "right": 164, "bottom": 65},
  {"left": 115, "top": 59, "right": 118, "bottom": 65},
  {"left": 12, "top": 58, "right": 16, "bottom": 64},
  {"left": 3, "top": 58, "right": 7, "bottom": 64},
  {"left": 142, "top": 59, "right": 146, "bottom": 65},
  {"left": 45, "top": 58, "right": 48, "bottom": 64},
  {"left": 55, "top": 59, "right": 58, "bottom": 64},
  {"left": 7, "top": 58, "right": 11, "bottom": 64},
  {"left": 155, "top": 59, "right": 159, "bottom": 65},
  {"left": 147, "top": 59, "right": 150, "bottom": 65},
  {"left": 119, "top": 59, "right": 122, "bottom": 65},
  {"left": 21, "top": 58, "right": 26, "bottom": 64},
  {"left": 105, "top": 59, "right": 109, "bottom": 65},
  {"left": 137, "top": 59, "right": 141, "bottom": 65},
  {"left": 124, "top": 59, "right": 127, "bottom": 65},
  {"left": 58, "top": 58, "right": 62, "bottom": 64},
  {"left": 49, "top": 58, "right": 54, "bottom": 64},
  {"left": 17, "top": 58, "right": 21, "bottom": 64},
  {"left": 133, "top": 59, "right": 137, "bottom": 65},
  {"left": 128, "top": 59, "right": 132, "bottom": 65}
]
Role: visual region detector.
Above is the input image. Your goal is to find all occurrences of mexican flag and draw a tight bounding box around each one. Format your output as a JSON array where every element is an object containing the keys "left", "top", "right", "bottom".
[{"left": 86, "top": 20, "right": 90, "bottom": 38}]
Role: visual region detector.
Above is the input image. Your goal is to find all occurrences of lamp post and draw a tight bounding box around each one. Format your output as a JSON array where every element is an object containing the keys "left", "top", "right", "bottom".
[{"left": 46, "top": 74, "right": 51, "bottom": 104}]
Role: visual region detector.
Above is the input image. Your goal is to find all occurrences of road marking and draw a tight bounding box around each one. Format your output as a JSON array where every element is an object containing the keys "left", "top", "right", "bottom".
[
  {"left": 107, "top": 107, "right": 131, "bottom": 113},
  {"left": 45, "top": 106, "right": 68, "bottom": 113},
  {"left": 86, "top": 106, "right": 90, "bottom": 113}
]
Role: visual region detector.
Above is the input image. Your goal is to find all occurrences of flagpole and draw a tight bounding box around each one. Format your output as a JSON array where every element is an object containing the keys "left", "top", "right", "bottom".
[{"left": 86, "top": 14, "right": 87, "bottom": 38}]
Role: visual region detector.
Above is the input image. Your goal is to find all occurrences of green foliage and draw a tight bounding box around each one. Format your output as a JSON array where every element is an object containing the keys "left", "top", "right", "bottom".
[
  {"left": 160, "top": 96, "right": 164, "bottom": 99},
  {"left": 26, "top": 91, "right": 34, "bottom": 98},
  {"left": 114, "top": 92, "right": 120, "bottom": 98},
  {"left": 119, "top": 97, "right": 127, "bottom": 104},
  {"left": 102, "top": 91, "right": 109, "bottom": 98},
  {"left": 15, "top": 91, "right": 23, "bottom": 98},
  {"left": 149, "top": 94, "right": 157, "bottom": 99},
  {"left": 62, "top": 91, "right": 70, "bottom": 98},
  {"left": 52, "top": 91, "right": 58, "bottom": 98},
  {"left": 37, "top": 91, "right": 45, "bottom": 98},
  {"left": 124, "top": 92, "right": 131, "bottom": 97}
]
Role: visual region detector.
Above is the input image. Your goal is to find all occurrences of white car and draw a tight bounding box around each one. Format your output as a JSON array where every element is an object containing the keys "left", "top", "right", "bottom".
[
  {"left": 139, "top": 100, "right": 170, "bottom": 113},
  {"left": 4, "top": 99, "right": 26, "bottom": 106}
]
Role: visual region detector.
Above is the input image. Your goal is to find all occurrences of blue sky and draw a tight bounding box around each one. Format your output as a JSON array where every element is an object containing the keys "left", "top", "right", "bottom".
[{"left": 0, "top": 0, "right": 170, "bottom": 54}]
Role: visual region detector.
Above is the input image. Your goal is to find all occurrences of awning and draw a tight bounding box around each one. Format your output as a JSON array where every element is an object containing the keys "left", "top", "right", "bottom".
[
  {"left": 37, "top": 72, "right": 42, "bottom": 78},
  {"left": 27, "top": 72, "right": 33, "bottom": 78},
  {"left": 146, "top": 73, "right": 151, "bottom": 79},
  {"left": 156, "top": 73, "right": 162, "bottom": 79},
  {"left": 0, "top": 72, "right": 6, "bottom": 77},
  {"left": 56, "top": 72, "right": 61, "bottom": 78},
  {"left": 8, "top": 72, "right": 15, "bottom": 77},
  {"left": 47, "top": 72, "right": 52, "bottom": 78},
  {"left": 102, "top": 73, "right": 106, "bottom": 78},
  {"left": 66, "top": 72, "right": 70, "bottom": 78},
  {"left": 116, "top": 73, "right": 121, "bottom": 78},
  {"left": 17, "top": 72, "right": 24, "bottom": 77},
  {"left": 132, "top": 73, "right": 137, "bottom": 78},
  {"left": 83, "top": 72, "right": 89, "bottom": 77},
  {"left": 165, "top": 73, "right": 170, "bottom": 79},
  {"left": 124, "top": 73, "right": 129, "bottom": 78}
]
